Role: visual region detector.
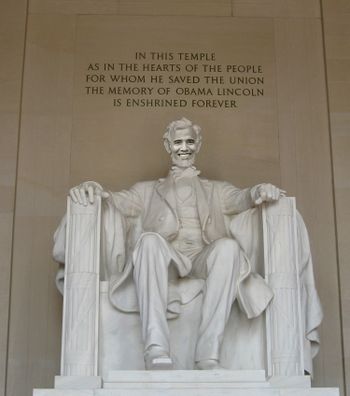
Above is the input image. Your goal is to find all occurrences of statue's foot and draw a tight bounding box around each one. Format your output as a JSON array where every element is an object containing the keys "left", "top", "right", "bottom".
[
  {"left": 144, "top": 346, "right": 174, "bottom": 370},
  {"left": 195, "top": 359, "right": 225, "bottom": 370}
]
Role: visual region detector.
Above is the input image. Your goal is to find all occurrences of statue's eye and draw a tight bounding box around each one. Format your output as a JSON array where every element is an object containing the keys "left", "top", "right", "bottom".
[
  {"left": 187, "top": 139, "right": 195, "bottom": 144},
  {"left": 173, "top": 140, "right": 182, "bottom": 144}
]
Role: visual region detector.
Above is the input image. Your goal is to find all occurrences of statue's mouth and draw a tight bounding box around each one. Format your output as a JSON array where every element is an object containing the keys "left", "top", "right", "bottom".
[{"left": 178, "top": 152, "right": 192, "bottom": 159}]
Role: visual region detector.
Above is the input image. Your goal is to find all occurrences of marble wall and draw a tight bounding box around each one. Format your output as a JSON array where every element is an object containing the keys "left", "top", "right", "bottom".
[
  {"left": 322, "top": 1, "right": 350, "bottom": 395},
  {"left": 0, "top": 0, "right": 28, "bottom": 395},
  {"left": 0, "top": 1, "right": 348, "bottom": 395}
]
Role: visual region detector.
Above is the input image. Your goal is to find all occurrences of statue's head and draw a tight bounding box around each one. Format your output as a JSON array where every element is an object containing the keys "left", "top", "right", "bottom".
[{"left": 163, "top": 117, "right": 202, "bottom": 168}]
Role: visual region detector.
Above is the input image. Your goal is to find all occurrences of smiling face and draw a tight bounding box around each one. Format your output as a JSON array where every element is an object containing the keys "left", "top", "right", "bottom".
[{"left": 167, "top": 127, "right": 200, "bottom": 168}]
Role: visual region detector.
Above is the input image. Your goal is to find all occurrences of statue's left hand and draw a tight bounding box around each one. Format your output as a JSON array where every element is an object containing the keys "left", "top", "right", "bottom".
[{"left": 251, "top": 183, "right": 286, "bottom": 205}]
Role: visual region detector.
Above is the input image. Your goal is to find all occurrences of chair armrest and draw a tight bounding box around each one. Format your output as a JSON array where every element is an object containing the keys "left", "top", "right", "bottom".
[
  {"left": 60, "top": 196, "right": 101, "bottom": 376},
  {"left": 262, "top": 197, "right": 304, "bottom": 377}
]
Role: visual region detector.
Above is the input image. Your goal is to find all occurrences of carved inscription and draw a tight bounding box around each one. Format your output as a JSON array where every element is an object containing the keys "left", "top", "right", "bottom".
[{"left": 84, "top": 51, "right": 265, "bottom": 109}]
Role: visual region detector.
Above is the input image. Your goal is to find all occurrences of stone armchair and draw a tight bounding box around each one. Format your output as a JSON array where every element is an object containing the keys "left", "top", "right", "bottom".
[{"left": 52, "top": 196, "right": 322, "bottom": 389}]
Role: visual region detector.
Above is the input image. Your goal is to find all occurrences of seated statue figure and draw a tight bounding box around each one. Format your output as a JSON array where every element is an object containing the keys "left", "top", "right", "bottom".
[{"left": 65, "top": 117, "right": 290, "bottom": 371}]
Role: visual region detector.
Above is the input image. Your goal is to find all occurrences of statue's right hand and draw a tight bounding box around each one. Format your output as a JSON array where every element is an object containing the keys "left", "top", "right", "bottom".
[{"left": 69, "top": 181, "right": 109, "bottom": 206}]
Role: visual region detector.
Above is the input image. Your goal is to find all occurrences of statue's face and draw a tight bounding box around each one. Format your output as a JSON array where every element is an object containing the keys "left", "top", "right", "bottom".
[{"left": 168, "top": 127, "right": 200, "bottom": 168}]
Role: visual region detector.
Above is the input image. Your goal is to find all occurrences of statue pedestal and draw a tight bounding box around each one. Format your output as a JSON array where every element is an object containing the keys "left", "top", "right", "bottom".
[{"left": 33, "top": 370, "right": 339, "bottom": 395}]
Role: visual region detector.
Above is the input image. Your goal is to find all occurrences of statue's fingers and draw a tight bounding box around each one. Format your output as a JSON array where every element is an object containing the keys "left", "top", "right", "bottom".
[
  {"left": 69, "top": 188, "right": 79, "bottom": 203},
  {"left": 271, "top": 187, "right": 279, "bottom": 200},
  {"left": 79, "top": 188, "right": 87, "bottom": 206},
  {"left": 88, "top": 186, "right": 94, "bottom": 204},
  {"left": 74, "top": 188, "right": 83, "bottom": 205},
  {"left": 254, "top": 196, "right": 263, "bottom": 205},
  {"left": 101, "top": 191, "right": 110, "bottom": 199},
  {"left": 260, "top": 190, "right": 267, "bottom": 202},
  {"left": 274, "top": 189, "right": 280, "bottom": 200},
  {"left": 269, "top": 184, "right": 277, "bottom": 199}
]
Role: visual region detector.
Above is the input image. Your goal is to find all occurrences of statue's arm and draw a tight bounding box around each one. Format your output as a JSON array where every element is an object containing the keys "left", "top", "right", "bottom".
[
  {"left": 109, "top": 183, "right": 144, "bottom": 217},
  {"left": 221, "top": 182, "right": 286, "bottom": 214},
  {"left": 221, "top": 183, "right": 254, "bottom": 214}
]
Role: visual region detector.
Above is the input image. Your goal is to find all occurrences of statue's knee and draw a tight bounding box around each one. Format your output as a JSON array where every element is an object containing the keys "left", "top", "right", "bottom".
[
  {"left": 134, "top": 233, "right": 169, "bottom": 271},
  {"left": 213, "top": 238, "right": 240, "bottom": 255},
  {"left": 207, "top": 238, "right": 240, "bottom": 275},
  {"left": 138, "top": 232, "right": 164, "bottom": 249}
]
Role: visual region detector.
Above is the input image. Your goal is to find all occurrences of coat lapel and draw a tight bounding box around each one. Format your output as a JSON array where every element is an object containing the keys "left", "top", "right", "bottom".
[
  {"left": 193, "top": 177, "right": 213, "bottom": 231},
  {"left": 156, "top": 174, "right": 177, "bottom": 214}
]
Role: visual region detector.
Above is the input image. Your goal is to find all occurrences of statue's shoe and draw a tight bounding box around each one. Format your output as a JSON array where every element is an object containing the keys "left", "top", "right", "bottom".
[
  {"left": 144, "top": 346, "right": 174, "bottom": 370},
  {"left": 195, "top": 359, "right": 225, "bottom": 370}
]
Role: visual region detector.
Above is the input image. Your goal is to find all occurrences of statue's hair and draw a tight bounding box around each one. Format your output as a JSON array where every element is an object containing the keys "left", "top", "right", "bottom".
[{"left": 163, "top": 117, "right": 202, "bottom": 144}]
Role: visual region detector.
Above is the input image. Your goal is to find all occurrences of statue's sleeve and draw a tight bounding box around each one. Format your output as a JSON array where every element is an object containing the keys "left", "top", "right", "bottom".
[
  {"left": 220, "top": 182, "right": 254, "bottom": 215},
  {"left": 52, "top": 214, "right": 67, "bottom": 294},
  {"left": 99, "top": 197, "right": 127, "bottom": 278},
  {"left": 296, "top": 211, "right": 323, "bottom": 366},
  {"left": 109, "top": 183, "right": 144, "bottom": 218}
]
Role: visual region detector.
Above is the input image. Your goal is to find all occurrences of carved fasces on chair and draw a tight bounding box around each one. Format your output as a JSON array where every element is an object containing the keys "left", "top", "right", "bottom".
[
  {"left": 262, "top": 197, "right": 304, "bottom": 376},
  {"left": 61, "top": 196, "right": 101, "bottom": 376}
]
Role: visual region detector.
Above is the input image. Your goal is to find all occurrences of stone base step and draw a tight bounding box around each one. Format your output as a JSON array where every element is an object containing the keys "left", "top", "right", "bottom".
[
  {"left": 34, "top": 388, "right": 339, "bottom": 396},
  {"left": 33, "top": 371, "right": 339, "bottom": 396},
  {"left": 104, "top": 369, "right": 269, "bottom": 388}
]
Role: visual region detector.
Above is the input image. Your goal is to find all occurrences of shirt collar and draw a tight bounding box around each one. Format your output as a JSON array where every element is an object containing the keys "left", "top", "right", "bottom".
[{"left": 170, "top": 166, "right": 201, "bottom": 180}]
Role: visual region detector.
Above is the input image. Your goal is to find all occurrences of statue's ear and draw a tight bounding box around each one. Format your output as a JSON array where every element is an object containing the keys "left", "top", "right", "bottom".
[{"left": 163, "top": 138, "right": 172, "bottom": 154}]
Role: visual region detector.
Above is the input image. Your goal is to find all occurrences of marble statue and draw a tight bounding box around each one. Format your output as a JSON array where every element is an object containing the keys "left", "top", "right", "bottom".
[{"left": 65, "top": 118, "right": 288, "bottom": 371}]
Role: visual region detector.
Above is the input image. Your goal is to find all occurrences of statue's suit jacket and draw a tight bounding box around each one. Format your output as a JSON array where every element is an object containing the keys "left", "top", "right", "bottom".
[
  {"left": 106, "top": 174, "right": 274, "bottom": 319},
  {"left": 112, "top": 174, "right": 254, "bottom": 245}
]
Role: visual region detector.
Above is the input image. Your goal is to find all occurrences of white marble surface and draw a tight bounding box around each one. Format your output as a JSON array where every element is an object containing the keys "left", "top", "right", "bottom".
[
  {"left": 49, "top": 120, "right": 327, "bottom": 396},
  {"left": 34, "top": 391, "right": 338, "bottom": 396},
  {"left": 60, "top": 197, "right": 101, "bottom": 376},
  {"left": 98, "top": 281, "right": 266, "bottom": 373},
  {"left": 35, "top": 371, "right": 339, "bottom": 396},
  {"left": 263, "top": 198, "right": 304, "bottom": 376},
  {"left": 55, "top": 376, "right": 101, "bottom": 389},
  {"left": 105, "top": 369, "right": 267, "bottom": 382},
  {"left": 104, "top": 370, "right": 268, "bottom": 388},
  {"left": 33, "top": 384, "right": 339, "bottom": 396},
  {"left": 57, "top": 197, "right": 321, "bottom": 375},
  {"left": 269, "top": 376, "right": 311, "bottom": 388},
  {"left": 34, "top": 371, "right": 338, "bottom": 396},
  {"left": 65, "top": 118, "right": 282, "bottom": 370}
]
